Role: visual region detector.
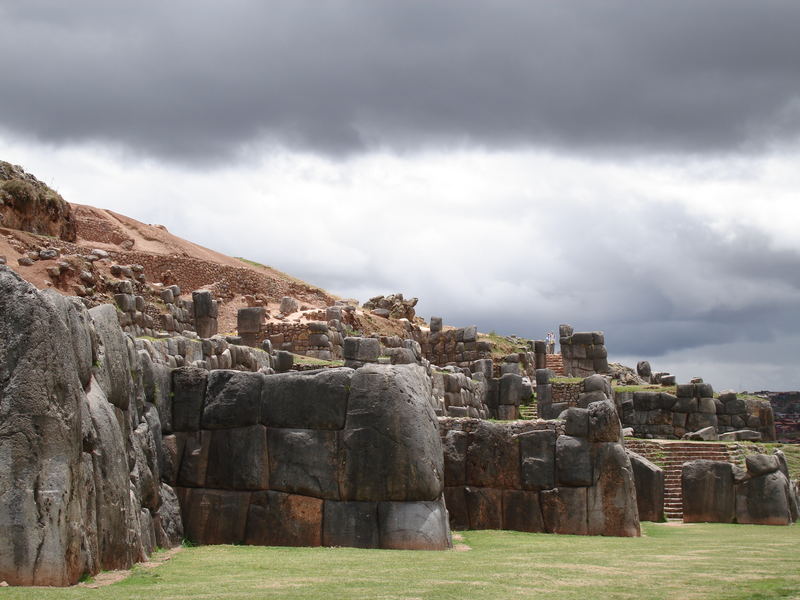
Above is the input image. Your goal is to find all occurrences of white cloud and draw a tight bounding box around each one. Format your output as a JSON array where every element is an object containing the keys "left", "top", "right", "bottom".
[{"left": 3, "top": 134, "right": 799, "bottom": 390}]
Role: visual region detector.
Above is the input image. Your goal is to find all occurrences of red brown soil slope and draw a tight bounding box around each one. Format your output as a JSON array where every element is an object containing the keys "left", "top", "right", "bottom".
[{"left": 1, "top": 161, "right": 338, "bottom": 330}]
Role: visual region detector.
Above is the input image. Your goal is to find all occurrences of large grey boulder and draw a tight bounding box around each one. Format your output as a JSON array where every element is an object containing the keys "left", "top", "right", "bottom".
[
  {"left": 587, "top": 443, "right": 640, "bottom": 537},
  {"left": 442, "top": 429, "right": 468, "bottom": 486},
  {"left": 205, "top": 425, "right": 269, "bottom": 490},
  {"left": 202, "top": 370, "right": 263, "bottom": 429},
  {"left": 90, "top": 303, "right": 135, "bottom": 410},
  {"left": 378, "top": 500, "right": 451, "bottom": 550},
  {"left": 627, "top": 451, "right": 665, "bottom": 522},
  {"left": 139, "top": 352, "right": 173, "bottom": 432},
  {"left": 464, "top": 486, "right": 503, "bottom": 529},
  {"left": 181, "top": 488, "right": 250, "bottom": 545},
  {"left": 84, "top": 381, "right": 140, "bottom": 570},
  {"left": 518, "top": 429, "right": 556, "bottom": 491},
  {"left": 262, "top": 368, "right": 353, "bottom": 429},
  {"left": 245, "top": 491, "right": 323, "bottom": 547},
  {"left": 171, "top": 367, "right": 208, "bottom": 431},
  {"left": 322, "top": 501, "right": 379, "bottom": 548},
  {"left": 465, "top": 421, "right": 521, "bottom": 489},
  {"left": 588, "top": 400, "right": 622, "bottom": 442},
  {"left": 340, "top": 365, "right": 444, "bottom": 502},
  {"left": 268, "top": 429, "right": 340, "bottom": 499},
  {"left": 0, "top": 268, "right": 85, "bottom": 586},
  {"left": 502, "top": 490, "right": 546, "bottom": 532},
  {"left": 736, "top": 472, "right": 793, "bottom": 526},
  {"left": 541, "top": 487, "right": 588, "bottom": 535},
  {"left": 682, "top": 460, "right": 735, "bottom": 523},
  {"left": 556, "top": 435, "right": 592, "bottom": 487},
  {"left": 154, "top": 484, "right": 184, "bottom": 549},
  {"left": 43, "top": 289, "right": 94, "bottom": 389}
]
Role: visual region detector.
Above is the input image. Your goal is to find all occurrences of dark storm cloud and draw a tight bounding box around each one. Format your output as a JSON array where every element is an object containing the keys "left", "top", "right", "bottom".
[
  {"left": 1, "top": 0, "right": 800, "bottom": 161},
  {"left": 359, "top": 199, "right": 800, "bottom": 363}
]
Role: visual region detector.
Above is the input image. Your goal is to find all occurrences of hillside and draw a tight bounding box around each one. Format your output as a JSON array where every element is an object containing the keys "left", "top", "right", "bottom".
[{"left": 0, "top": 161, "right": 341, "bottom": 333}]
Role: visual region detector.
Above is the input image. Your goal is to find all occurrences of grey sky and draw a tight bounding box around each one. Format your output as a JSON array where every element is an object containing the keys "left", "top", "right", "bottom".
[
  {"left": 1, "top": 2, "right": 799, "bottom": 391},
  {"left": 1, "top": 1, "right": 800, "bottom": 161}
]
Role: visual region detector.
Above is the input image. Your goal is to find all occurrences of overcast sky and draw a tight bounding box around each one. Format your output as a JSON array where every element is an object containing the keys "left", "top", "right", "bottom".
[{"left": 2, "top": 1, "right": 799, "bottom": 391}]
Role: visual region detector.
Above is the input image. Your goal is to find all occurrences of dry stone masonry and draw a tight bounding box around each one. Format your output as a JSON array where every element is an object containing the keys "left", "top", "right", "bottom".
[
  {"left": 0, "top": 267, "right": 182, "bottom": 586},
  {"left": 166, "top": 364, "right": 452, "bottom": 550},
  {"left": 615, "top": 380, "right": 776, "bottom": 441},
  {"left": 439, "top": 394, "right": 640, "bottom": 537},
  {"left": 682, "top": 452, "right": 799, "bottom": 525},
  {"left": 558, "top": 324, "right": 609, "bottom": 377}
]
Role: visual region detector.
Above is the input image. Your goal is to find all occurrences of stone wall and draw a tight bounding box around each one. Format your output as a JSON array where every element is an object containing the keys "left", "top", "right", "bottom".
[
  {"left": 0, "top": 267, "right": 183, "bottom": 586},
  {"left": 551, "top": 380, "right": 582, "bottom": 408},
  {"left": 135, "top": 334, "right": 272, "bottom": 372},
  {"left": 163, "top": 365, "right": 452, "bottom": 550},
  {"left": 558, "top": 324, "right": 609, "bottom": 377},
  {"left": 439, "top": 397, "right": 640, "bottom": 537},
  {"left": 416, "top": 324, "right": 493, "bottom": 367},
  {"left": 158, "top": 284, "right": 195, "bottom": 333},
  {"left": 264, "top": 318, "right": 346, "bottom": 360},
  {"left": 431, "top": 370, "right": 490, "bottom": 418},
  {"left": 615, "top": 382, "right": 776, "bottom": 441},
  {"left": 682, "top": 453, "right": 798, "bottom": 525},
  {"left": 114, "top": 279, "right": 158, "bottom": 336}
]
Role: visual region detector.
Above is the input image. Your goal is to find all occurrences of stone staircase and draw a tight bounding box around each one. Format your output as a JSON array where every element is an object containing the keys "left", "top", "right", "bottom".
[
  {"left": 625, "top": 439, "right": 733, "bottom": 520},
  {"left": 518, "top": 404, "right": 537, "bottom": 420},
  {"left": 545, "top": 353, "right": 566, "bottom": 376}
]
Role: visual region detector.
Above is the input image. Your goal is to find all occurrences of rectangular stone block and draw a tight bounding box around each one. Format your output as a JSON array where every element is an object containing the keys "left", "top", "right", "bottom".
[
  {"left": 519, "top": 429, "right": 556, "bottom": 491},
  {"left": 177, "top": 430, "right": 211, "bottom": 487},
  {"left": 268, "top": 428, "right": 340, "bottom": 499},
  {"left": 171, "top": 367, "right": 208, "bottom": 431},
  {"left": 182, "top": 488, "right": 251, "bottom": 545},
  {"left": 261, "top": 368, "right": 352, "bottom": 429},
  {"left": 502, "top": 490, "right": 545, "bottom": 532},
  {"left": 556, "top": 435, "right": 592, "bottom": 487},
  {"left": 443, "top": 487, "right": 469, "bottom": 530},
  {"left": 205, "top": 425, "right": 269, "bottom": 490},
  {"left": 322, "top": 501, "right": 379, "bottom": 548},
  {"left": 464, "top": 486, "right": 503, "bottom": 529},
  {"left": 541, "top": 487, "right": 588, "bottom": 535},
  {"left": 245, "top": 491, "right": 323, "bottom": 546}
]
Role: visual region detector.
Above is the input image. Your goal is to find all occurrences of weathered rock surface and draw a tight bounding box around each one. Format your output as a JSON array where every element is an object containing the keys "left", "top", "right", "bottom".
[
  {"left": 340, "top": 365, "right": 444, "bottom": 502},
  {"left": 627, "top": 451, "right": 665, "bottom": 522},
  {"left": 0, "top": 268, "right": 85, "bottom": 586},
  {"left": 682, "top": 460, "right": 735, "bottom": 523},
  {"left": 0, "top": 268, "right": 182, "bottom": 586}
]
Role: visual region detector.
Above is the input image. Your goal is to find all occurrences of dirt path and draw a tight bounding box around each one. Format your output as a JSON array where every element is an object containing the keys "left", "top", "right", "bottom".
[{"left": 78, "top": 546, "right": 183, "bottom": 588}]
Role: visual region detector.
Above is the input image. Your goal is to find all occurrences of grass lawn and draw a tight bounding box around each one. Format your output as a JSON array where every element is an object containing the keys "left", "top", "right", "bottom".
[{"left": 4, "top": 523, "right": 798, "bottom": 599}]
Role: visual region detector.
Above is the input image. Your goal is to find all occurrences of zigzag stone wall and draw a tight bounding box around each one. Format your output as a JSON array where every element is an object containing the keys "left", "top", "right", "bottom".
[
  {"left": 162, "top": 364, "right": 452, "bottom": 550},
  {"left": 439, "top": 396, "right": 640, "bottom": 537},
  {"left": 0, "top": 267, "right": 183, "bottom": 587}
]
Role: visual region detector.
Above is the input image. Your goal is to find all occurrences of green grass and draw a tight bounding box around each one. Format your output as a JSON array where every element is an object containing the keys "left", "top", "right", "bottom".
[
  {"left": 477, "top": 332, "right": 530, "bottom": 359},
  {"left": 612, "top": 383, "right": 677, "bottom": 395},
  {"left": 551, "top": 376, "right": 583, "bottom": 384},
  {"left": 4, "top": 524, "right": 798, "bottom": 599},
  {"left": 234, "top": 256, "right": 271, "bottom": 269},
  {"left": 732, "top": 442, "right": 800, "bottom": 480},
  {"left": 291, "top": 353, "right": 344, "bottom": 367}
]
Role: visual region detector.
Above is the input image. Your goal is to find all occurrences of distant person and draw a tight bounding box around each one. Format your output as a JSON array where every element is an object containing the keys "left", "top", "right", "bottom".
[{"left": 546, "top": 331, "right": 555, "bottom": 354}]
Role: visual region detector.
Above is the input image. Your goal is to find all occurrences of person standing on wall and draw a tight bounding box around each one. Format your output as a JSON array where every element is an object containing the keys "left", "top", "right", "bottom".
[{"left": 546, "top": 331, "right": 555, "bottom": 354}]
